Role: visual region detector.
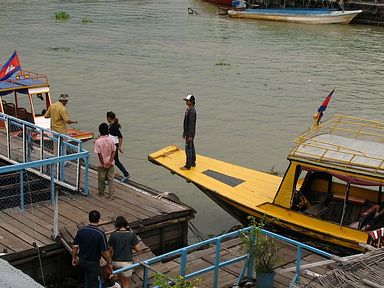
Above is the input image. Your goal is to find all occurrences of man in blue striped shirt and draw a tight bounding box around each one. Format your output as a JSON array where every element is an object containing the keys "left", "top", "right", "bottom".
[{"left": 72, "top": 210, "right": 113, "bottom": 288}]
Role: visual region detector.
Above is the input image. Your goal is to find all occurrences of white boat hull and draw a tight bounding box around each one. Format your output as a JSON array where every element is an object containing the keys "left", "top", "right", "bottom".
[{"left": 228, "top": 9, "right": 363, "bottom": 24}]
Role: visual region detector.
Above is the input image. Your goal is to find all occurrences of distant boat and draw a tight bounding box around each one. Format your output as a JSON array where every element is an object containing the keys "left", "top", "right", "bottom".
[
  {"left": 205, "top": 0, "right": 233, "bottom": 6},
  {"left": 228, "top": 8, "right": 363, "bottom": 24}
]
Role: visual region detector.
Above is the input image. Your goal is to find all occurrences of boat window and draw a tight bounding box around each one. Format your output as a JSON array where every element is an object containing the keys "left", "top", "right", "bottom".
[
  {"left": 293, "top": 166, "right": 384, "bottom": 230},
  {"left": 32, "top": 93, "right": 48, "bottom": 116},
  {"left": 15, "top": 91, "right": 33, "bottom": 122},
  {"left": 2, "top": 96, "right": 16, "bottom": 117}
]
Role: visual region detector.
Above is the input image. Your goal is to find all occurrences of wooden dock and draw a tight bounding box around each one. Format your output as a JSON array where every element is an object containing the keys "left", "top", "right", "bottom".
[{"left": 0, "top": 162, "right": 195, "bottom": 284}]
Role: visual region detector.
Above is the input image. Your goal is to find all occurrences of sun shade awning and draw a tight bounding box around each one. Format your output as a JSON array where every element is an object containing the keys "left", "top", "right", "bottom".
[{"left": 302, "top": 165, "right": 382, "bottom": 186}]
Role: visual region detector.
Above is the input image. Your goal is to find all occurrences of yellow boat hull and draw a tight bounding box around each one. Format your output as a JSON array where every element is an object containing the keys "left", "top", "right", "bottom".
[{"left": 149, "top": 145, "right": 369, "bottom": 253}]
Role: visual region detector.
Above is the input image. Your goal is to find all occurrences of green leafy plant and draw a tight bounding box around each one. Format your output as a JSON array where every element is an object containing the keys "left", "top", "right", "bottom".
[
  {"left": 153, "top": 273, "right": 201, "bottom": 288},
  {"left": 54, "top": 11, "right": 71, "bottom": 21},
  {"left": 81, "top": 16, "right": 93, "bottom": 24},
  {"left": 242, "top": 216, "right": 281, "bottom": 273}
]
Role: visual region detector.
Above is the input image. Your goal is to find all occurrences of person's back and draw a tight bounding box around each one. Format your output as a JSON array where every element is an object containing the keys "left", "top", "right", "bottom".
[
  {"left": 109, "top": 231, "right": 138, "bottom": 262},
  {"left": 72, "top": 210, "right": 112, "bottom": 288},
  {"left": 44, "top": 101, "right": 69, "bottom": 134},
  {"left": 75, "top": 225, "right": 108, "bottom": 262},
  {"left": 108, "top": 216, "right": 141, "bottom": 288}
]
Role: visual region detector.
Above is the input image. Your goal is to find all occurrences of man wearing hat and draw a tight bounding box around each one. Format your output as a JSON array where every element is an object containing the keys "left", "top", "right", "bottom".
[
  {"left": 44, "top": 93, "right": 78, "bottom": 134},
  {"left": 181, "top": 94, "right": 197, "bottom": 170}
]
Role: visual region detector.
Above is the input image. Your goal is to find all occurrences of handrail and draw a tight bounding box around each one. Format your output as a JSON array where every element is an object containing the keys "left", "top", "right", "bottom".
[
  {"left": 112, "top": 226, "right": 333, "bottom": 288},
  {"left": 291, "top": 115, "right": 384, "bottom": 174},
  {"left": 0, "top": 113, "right": 89, "bottom": 199}
]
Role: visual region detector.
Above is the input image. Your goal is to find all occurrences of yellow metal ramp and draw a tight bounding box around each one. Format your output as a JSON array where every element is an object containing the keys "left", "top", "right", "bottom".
[{"left": 148, "top": 145, "right": 281, "bottom": 209}]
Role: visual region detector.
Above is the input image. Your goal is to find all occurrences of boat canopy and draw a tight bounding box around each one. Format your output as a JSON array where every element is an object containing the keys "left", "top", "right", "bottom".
[
  {"left": 0, "top": 70, "right": 48, "bottom": 96},
  {"left": 290, "top": 115, "right": 384, "bottom": 177},
  {"left": 301, "top": 165, "right": 382, "bottom": 186}
]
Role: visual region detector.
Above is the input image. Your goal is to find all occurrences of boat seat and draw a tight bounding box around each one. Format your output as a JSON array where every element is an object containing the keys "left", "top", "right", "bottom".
[
  {"left": 4, "top": 103, "right": 16, "bottom": 116},
  {"left": 349, "top": 205, "right": 378, "bottom": 230},
  {"left": 17, "top": 107, "right": 33, "bottom": 123},
  {"left": 304, "top": 193, "right": 333, "bottom": 216},
  {"left": 333, "top": 194, "right": 368, "bottom": 206}
]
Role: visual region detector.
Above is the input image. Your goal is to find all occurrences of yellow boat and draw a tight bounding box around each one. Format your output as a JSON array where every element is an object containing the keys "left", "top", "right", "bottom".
[{"left": 149, "top": 115, "right": 384, "bottom": 252}]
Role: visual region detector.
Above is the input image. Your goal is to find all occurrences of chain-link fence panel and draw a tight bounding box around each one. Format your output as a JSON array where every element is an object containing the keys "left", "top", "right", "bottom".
[{"left": 0, "top": 114, "right": 89, "bottom": 210}]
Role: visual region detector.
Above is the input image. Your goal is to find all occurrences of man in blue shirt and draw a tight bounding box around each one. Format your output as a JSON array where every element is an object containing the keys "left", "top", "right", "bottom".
[{"left": 72, "top": 210, "right": 113, "bottom": 288}]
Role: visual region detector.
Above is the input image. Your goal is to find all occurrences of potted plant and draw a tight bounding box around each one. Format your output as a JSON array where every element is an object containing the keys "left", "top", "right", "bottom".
[{"left": 242, "top": 217, "right": 280, "bottom": 288}]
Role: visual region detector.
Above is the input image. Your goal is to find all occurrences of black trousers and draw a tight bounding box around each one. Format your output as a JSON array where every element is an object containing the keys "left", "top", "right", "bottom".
[
  {"left": 185, "top": 139, "right": 196, "bottom": 167},
  {"left": 114, "top": 144, "right": 129, "bottom": 177},
  {"left": 79, "top": 258, "right": 100, "bottom": 288}
]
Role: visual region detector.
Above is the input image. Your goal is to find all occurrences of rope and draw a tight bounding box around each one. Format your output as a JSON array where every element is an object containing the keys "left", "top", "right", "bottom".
[
  {"left": 188, "top": 221, "right": 207, "bottom": 242},
  {"left": 25, "top": 169, "right": 46, "bottom": 287}
]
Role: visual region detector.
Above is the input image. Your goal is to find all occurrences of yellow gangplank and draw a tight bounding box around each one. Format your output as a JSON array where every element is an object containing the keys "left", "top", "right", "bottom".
[{"left": 148, "top": 145, "right": 281, "bottom": 210}]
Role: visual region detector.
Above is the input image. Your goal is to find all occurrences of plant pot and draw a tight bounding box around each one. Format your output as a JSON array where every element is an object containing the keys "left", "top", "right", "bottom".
[{"left": 256, "top": 271, "right": 275, "bottom": 288}]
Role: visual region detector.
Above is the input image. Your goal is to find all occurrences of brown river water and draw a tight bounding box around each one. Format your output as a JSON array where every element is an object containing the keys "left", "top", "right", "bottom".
[{"left": 1, "top": 0, "right": 384, "bottom": 239}]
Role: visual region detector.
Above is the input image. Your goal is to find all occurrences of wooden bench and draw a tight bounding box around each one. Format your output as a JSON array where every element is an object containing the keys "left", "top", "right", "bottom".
[{"left": 333, "top": 194, "right": 368, "bottom": 206}]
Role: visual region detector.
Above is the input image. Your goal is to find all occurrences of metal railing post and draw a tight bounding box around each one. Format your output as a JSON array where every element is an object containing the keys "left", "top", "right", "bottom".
[
  {"left": 295, "top": 245, "right": 302, "bottom": 283},
  {"left": 143, "top": 264, "right": 149, "bottom": 288},
  {"left": 6, "top": 118, "right": 10, "bottom": 159},
  {"left": 85, "top": 155, "right": 89, "bottom": 195},
  {"left": 60, "top": 138, "right": 65, "bottom": 181},
  {"left": 76, "top": 143, "right": 81, "bottom": 191},
  {"left": 26, "top": 127, "right": 32, "bottom": 162},
  {"left": 247, "top": 227, "right": 255, "bottom": 281},
  {"left": 179, "top": 249, "right": 188, "bottom": 277},
  {"left": 51, "top": 164, "right": 55, "bottom": 205},
  {"left": 213, "top": 238, "right": 221, "bottom": 288},
  {"left": 22, "top": 123, "right": 26, "bottom": 162},
  {"left": 39, "top": 130, "right": 44, "bottom": 173},
  {"left": 53, "top": 183, "right": 59, "bottom": 238},
  {"left": 20, "top": 170, "right": 24, "bottom": 210}
]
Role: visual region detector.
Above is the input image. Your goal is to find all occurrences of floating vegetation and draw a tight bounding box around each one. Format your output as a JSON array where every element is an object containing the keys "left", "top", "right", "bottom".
[
  {"left": 54, "top": 11, "right": 71, "bottom": 21},
  {"left": 81, "top": 16, "right": 93, "bottom": 24},
  {"left": 215, "top": 60, "right": 230, "bottom": 66},
  {"left": 49, "top": 47, "right": 70, "bottom": 52}
]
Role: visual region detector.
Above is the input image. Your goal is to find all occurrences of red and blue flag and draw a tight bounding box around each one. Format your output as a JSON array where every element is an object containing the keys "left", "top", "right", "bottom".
[
  {"left": 316, "top": 88, "right": 335, "bottom": 125},
  {"left": 0, "top": 51, "right": 21, "bottom": 81}
]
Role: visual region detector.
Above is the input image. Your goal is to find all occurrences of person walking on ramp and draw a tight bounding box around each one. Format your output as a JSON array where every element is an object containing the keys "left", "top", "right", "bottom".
[
  {"left": 107, "top": 111, "right": 130, "bottom": 182},
  {"left": 180, "top": 94, "right": 197, "bottom": 170},
  {"left": 108, "top": 216, "right": 142, "bottom": 288},
  {"left": 72, "top": 210, "right": 113, "bottom": 288},
  {"left": 95, "top": 123, "right": 116, "bottom": 199}
]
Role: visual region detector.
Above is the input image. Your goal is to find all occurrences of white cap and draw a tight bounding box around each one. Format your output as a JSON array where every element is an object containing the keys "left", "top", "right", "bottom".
[{"left": 183, "top": 94, "right": 195, "bottom": 101}]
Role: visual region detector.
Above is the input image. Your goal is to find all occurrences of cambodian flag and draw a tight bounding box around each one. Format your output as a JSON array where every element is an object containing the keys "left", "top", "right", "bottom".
[
  {"left": 316, "top": 88, "right": 335, "bottom": 125},
  {"left": 0, "top": 51, "right": 21, "bottom": 81}
]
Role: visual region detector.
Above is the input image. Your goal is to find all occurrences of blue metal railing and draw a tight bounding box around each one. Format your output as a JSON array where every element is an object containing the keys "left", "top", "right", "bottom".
[
  {"left": 0, "top": 113, "right": 90, "bottom": 208},
  {"left": 112, "top": 226, "right": 334, "bottom": 288}
]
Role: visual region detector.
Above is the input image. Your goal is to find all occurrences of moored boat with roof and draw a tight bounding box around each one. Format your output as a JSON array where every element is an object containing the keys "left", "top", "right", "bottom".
[
  {"left": 0, "top": 69, "right": 94, "bottom": 141},
  {"left": 149, "top": 115, "right": 384, "bottom": 253}
]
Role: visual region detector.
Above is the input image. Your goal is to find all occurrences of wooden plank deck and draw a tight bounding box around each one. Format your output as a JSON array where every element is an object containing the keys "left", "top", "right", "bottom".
[
  {"left": 126, "top": 238, "right": 335, "bottom": 288},
  {"left": 0, "top": 163, "right": 195, "bottom": 262}
]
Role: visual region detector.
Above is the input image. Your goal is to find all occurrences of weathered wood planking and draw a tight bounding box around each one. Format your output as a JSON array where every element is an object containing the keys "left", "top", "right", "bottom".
[{"left": 0, "top": 158, "right": 195, "bottom": 263}]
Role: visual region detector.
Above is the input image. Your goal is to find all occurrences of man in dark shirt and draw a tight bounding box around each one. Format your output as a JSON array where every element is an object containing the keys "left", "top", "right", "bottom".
[
  {"left": 180, "top": 94, "right": 197, "bottom": 170},
  {"left": 72, "top": 210, "right": 113, "bottom": 288}
]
